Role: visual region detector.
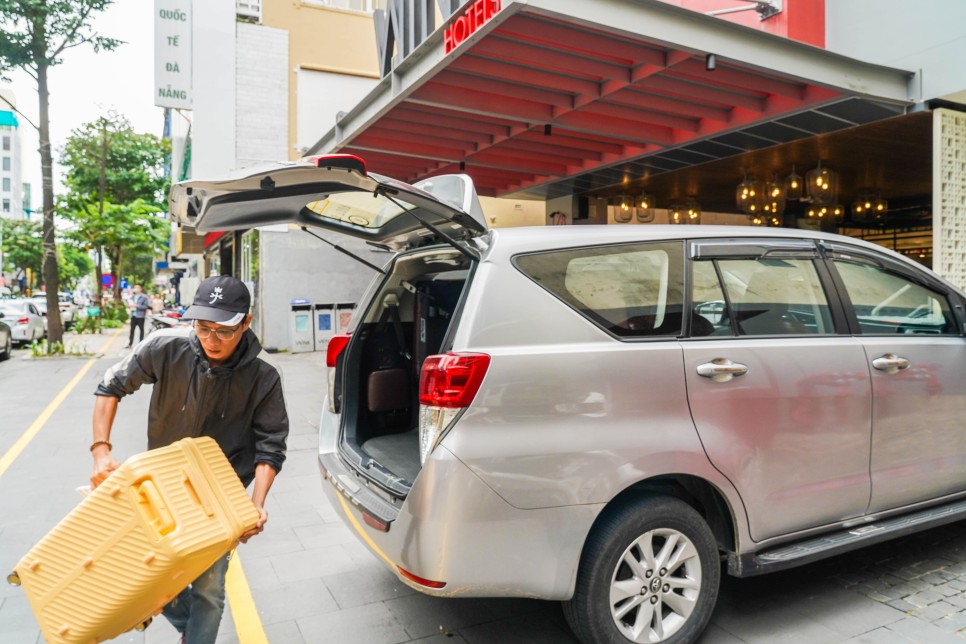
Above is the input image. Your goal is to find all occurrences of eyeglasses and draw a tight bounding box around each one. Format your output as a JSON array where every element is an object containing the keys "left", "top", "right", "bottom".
[{"left": 194, "top": 322, "right": 241, "bottom": 341}]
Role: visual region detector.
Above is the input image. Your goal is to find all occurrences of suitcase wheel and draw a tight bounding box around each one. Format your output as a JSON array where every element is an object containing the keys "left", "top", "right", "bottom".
[
  {"left": 6, "top": 571, "right": 20, "bottom": 587},
  {"left": 134, "top": 616, "right": 152, "bottom": 632}
]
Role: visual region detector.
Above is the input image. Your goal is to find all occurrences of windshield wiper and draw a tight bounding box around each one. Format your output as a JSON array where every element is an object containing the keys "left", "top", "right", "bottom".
[{"left": 300, "top": 227, "right": 387, "bottom": 274}]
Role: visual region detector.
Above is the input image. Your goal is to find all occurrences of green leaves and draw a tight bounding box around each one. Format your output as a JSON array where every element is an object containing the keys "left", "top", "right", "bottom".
[
  {"left": 62, "top": 112, "right": 170, "bottom": 205},
  {"left": 0, "top": 0, "right": 121, "bottom": 344},
  {"left": 0, "top": 217, "right": 42, "bottom": 277},
  {"left": 60, "top": 113, "right": 169, "bottom": 296},
  {"left": 0, "top": 1, "right": 122, "bottom": 75}
]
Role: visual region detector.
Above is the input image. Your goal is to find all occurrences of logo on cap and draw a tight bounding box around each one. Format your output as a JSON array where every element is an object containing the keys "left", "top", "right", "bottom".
[{"left": 209, "top": 287, "right": 224, "bottom": 305}]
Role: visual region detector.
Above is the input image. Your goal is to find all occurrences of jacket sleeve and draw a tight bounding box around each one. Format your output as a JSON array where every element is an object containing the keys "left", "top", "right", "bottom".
[
  {"left": 252, "top": 368, "right": 289, "bottom": 473},
  {"left": 95, "top": 336, "right": 162, "bottom": 398}
]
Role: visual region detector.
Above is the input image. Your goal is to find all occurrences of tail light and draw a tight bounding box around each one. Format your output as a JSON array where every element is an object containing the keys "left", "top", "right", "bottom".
[
  {"left": 326, "top": 334, "right": 351, "bottom": 414},
  {"left": 326, "top": 333, "right": 350, "bottom": 368},
  {"left": 418, "top": 353, "right": 490, "bottom": 463},
  {"left": 397, "top": 566, "right": 446, "bottom": 589},
  {"left": 17, "top": 317, "right": 29, "bottom": 325}
]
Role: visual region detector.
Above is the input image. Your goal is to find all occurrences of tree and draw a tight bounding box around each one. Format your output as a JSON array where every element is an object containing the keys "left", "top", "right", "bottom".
[
  {"left": 57, "top": 241, "right": 94, "bottom": 292},
  {"left": 99, "top": 199, "right": 168, "bottom": 300},
  {"left": 0, "top": 217, "right": 42, "bottom": 290},
  {"left": 60, "top": 113, "right": 169, "bottom": 303},
  {"left": 0, "top": 0, "right": 121, "bottom": 346},
  {"left": 0, "top": 218, "right": 90, "bottom": 292}
]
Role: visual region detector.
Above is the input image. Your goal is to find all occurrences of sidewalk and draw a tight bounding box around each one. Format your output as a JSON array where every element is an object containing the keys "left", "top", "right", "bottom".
[{"left": 3, "top": 331, "right": 965, "bottom": 643}]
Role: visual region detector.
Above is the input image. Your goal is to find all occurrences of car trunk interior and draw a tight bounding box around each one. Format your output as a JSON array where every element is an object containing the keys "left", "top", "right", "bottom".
[{"left": 338, "top": 250, "right": 473, "bottom": 491}]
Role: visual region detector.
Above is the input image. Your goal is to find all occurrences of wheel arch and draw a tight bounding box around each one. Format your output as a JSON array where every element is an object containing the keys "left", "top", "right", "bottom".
[
  {"left": 563, "top": 477, "right": 728, "bottom": 643},
  {"left": 595, "top": 475, "right": 737, "bottom": 556}
]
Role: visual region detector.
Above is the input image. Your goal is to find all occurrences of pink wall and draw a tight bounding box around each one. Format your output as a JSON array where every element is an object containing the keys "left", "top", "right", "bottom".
[{"left": 658, "top": 0, "right": 825, "bottom": 47}]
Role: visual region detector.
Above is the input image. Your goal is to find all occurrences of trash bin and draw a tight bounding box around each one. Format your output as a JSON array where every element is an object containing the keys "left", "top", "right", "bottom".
[
  {"left": 289, "top": 299, "right": 314, "bottom": 353},
  {"left": 335, "top": 303, "right": 356, "bottom": 334},
  {"left": 314, "top": 304, "right": 334, "bottom": 352}
]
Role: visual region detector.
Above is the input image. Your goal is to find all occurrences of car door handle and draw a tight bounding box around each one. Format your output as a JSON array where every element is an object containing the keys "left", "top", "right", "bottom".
[
  {"left": 872, "top": 353, "right": 910, "bottom": 374},
  {"left": 696, "top": 358, "right": 748, "bottom": 382}
]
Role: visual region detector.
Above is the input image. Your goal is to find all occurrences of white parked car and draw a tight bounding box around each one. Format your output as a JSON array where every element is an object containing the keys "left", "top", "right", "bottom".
[
  {"left": 0, "top": 299, "right": 46, "bottom": 345},
  {"left": 31, "top": 292, "right": 79, "bottom": 328}
]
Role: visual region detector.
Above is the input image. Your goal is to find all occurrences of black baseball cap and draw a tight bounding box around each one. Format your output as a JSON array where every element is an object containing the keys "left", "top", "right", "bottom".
[{"left": 182, "top": 275, "right": 251, "bottom": 326}]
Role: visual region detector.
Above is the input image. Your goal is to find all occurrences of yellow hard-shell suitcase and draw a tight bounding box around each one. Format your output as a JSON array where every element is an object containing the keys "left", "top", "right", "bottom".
[{"left": 7, "top": 436, "right": 260, "bottom": 644}]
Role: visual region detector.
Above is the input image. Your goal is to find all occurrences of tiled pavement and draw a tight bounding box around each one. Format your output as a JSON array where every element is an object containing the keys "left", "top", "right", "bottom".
[{"left": 0, "top": 330, "right": 965, "bottom": 643}]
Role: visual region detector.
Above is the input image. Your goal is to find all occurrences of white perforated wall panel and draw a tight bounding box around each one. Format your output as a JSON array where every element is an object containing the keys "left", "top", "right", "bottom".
[{"left": 934, "top": 108, "right": 966, "bottom": 289}]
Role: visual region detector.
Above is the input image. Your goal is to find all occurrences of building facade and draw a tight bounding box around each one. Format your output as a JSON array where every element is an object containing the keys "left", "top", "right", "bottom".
[
  {"left": 0, "top": 90, "right": 25, "bottom": 220},
  {"left": 0, "top": 88, "right": 27, "bottom": 294},
  {"left": 310, "top": 0, "right": 966, "bottom": 281}
]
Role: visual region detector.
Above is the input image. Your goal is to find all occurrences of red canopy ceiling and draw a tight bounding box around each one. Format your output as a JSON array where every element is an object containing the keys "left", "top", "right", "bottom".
[{"left": 320, "top": 2, "right": 911, "bottom": 200}]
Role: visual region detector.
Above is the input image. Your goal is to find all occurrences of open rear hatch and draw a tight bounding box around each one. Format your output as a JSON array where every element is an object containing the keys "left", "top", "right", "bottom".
[
  {"left": 169, "top": 154, "right": 488, "bottom": 253},
  {"left": 170, "top": 154, "right": 488, "bottom": 513}
]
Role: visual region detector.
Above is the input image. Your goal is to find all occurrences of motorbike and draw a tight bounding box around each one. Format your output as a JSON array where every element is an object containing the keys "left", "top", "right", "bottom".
[{"left": 149, "top": 309, "right": 188, "bottom": 332}]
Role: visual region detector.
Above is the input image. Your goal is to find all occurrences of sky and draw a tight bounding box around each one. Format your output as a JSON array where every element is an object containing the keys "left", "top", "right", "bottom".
[{"left": 3, "top": 0, "right": 161, "bottom": 210}]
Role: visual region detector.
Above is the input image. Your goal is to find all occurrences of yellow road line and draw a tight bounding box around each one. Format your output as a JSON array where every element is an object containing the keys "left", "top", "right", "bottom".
[
  {"left": 0, "top": 328, "right": 123, "bottom": 481},
  {"left": 226, "top": 552, "right": 269, "bottom": 644}
]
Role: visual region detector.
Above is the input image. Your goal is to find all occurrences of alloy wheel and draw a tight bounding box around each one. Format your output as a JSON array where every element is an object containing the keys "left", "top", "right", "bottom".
[{"left": 608, "top": 528, "right": 702, "bottom": 643}]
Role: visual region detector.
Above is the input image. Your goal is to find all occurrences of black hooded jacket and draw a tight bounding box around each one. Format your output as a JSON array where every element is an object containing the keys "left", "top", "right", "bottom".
[{"left": 95, "top": 327, "right": 288, "bottom": 487}]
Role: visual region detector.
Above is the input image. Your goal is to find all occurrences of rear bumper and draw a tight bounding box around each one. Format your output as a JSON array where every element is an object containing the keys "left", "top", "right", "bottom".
[
  {"left": 9, "top": 326, "right": 34, "bottom": 342},
  {"left": 318, "top": 447, "right": 601, "bottom": 599}
]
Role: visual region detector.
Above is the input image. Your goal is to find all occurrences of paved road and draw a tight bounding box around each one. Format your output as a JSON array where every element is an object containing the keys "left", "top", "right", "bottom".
[{"left": 0, "top": 329, "right": 964, "bottom": 643}]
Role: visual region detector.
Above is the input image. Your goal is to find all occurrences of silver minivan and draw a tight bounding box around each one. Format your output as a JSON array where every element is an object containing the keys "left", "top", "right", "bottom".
[{"left": 172, "top": 155, "right": 966, "bottom": 644}]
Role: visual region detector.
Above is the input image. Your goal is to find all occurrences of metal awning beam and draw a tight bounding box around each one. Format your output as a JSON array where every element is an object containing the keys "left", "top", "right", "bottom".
[{"left": 310, "top": 0, "right": 915, "bottom": 198}]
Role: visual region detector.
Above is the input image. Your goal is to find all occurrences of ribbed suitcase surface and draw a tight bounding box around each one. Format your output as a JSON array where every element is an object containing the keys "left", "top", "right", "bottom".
[{"left": 10, "top": 437, "right": 260, "bottom": 643}]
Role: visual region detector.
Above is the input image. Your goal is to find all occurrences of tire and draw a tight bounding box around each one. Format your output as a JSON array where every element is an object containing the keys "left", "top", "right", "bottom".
[
  {"left": 563, "top": 496, "right": 720, "bottom": 644},
  {"left": 0, "top": 334, "right": 10, "bottom": 361}
]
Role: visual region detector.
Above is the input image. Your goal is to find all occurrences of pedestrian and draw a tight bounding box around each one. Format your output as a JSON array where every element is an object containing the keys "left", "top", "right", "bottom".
[
  {"left": 151, "top": 291, "right": 165, "bottom": 314},
  {"left": 90, "top": 275, "right": 289, "bottom": 644},
  {"left": 127, "top": 284, "right": 150, "bottom": 348}
]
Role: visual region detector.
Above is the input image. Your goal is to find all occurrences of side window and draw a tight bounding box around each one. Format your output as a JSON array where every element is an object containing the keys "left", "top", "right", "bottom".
[
  {"left": 515, "top": 241, "right": 685, "bottom": 338},
  {"left": 717, "top": 258, "right": 833, "bottom": 336},
  {"left": 691, "top": 260, "right": 729, "bottom": 336},
  {"left": 834, "top": 261, "right": 956, "bottom": 335}
]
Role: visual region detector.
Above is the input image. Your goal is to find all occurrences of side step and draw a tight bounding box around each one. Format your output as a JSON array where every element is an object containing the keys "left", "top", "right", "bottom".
[{"left": 729, "top": 497, "right": 966, "bottom": 577}]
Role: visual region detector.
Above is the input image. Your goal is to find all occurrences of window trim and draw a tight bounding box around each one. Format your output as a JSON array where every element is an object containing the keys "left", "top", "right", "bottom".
[
  {"left": 827, "top": 256, "right": 960, "bottom": 337},
  {"left": 688, "top": 240, "right": 846, "bottom": 338}
]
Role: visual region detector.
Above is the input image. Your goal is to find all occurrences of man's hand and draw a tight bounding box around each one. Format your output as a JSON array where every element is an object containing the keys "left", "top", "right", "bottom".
[
  {"left": 239, "top": 506, "right": 268, "bottom": 544},
  {"left": 90, "top": 449, "right": 120, "bottom": 489}
]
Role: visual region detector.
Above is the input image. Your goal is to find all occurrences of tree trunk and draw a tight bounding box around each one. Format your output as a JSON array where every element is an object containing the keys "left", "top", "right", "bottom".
[
  {"left": 107, "top": 247, "right": 123, "bottom": 303},
  {"left": 114, "top": 247, "right": 124, "bottom": 302},
  {"left": 98, "top": 120, "right": 109, "bottom": 304},
  {"left": 38, "top": 61, "right": 63, "bottom": 346},
  {"left": 95, "top": 246, "right": 104, "bottom": 304}
]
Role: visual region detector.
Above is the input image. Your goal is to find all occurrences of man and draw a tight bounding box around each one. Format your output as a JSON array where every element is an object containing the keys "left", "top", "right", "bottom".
[
  {"left": 91, "top": 275, "right": 289, "bottom": 644},
  {"left": 127, "top": 284, "right": 150, "bottom": 348}
]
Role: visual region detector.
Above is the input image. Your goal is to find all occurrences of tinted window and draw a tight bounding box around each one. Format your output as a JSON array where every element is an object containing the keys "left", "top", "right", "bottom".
[
  {"left": 694, "top": 258, "right": 833, "bottom": 336},
  {"left": 515, "top": 241, "right": 685, "bottom": 337},
  {"left": 691, "top": 260, "right": 729, "bottom": 336},
  {"left": 834, "top": 261, "right": 956, "bottom": 335}
]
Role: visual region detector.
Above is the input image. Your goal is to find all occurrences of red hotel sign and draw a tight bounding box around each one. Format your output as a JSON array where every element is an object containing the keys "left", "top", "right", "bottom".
[{"left": 444, "top": 0, "right": 501, "bottom": 53}]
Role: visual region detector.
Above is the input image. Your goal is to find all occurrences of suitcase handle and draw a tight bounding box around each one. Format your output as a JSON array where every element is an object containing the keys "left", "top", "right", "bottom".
[
  {"left": 183, "top": 468, "right": 216, "bottom": 517},
  {"left": 136, "top": 479, "right": 176, "bottom": 537}
]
